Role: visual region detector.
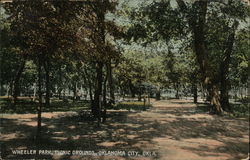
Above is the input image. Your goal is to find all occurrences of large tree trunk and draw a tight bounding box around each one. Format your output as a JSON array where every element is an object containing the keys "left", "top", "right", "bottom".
[
  {"left": 36, "top": 60, "right": 42, "bottom": 140},
  {"left": 92, "top": 62, "right": 103, "bottom": 116},
  {"left": 92, "top": 0, "right": 106, "bottom": 118},
  {"left": 177, "top": 0, "right": 223, "bottom": 114},
  {"left": 220, "top": 20, "right": 238, "bottom": 112},
  {"left": 13, "top": 60, "right": 26, "bottom": 105},
  {"left": 209, "top": 85, "right": 223, "bottom": 114}
]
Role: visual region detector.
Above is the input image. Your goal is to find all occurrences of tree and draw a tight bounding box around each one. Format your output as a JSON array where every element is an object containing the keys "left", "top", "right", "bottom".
[
  {"left": 176, "top": 0, "right": 249, "bottom": 113},
  {"left": 3, "top": 0, "right": 86, "bottom": 138},
  {"left": 76, "top": 0, "right": 122, "bottom": 118},
  {"left": 122, "top": 0, "right": 249, "bottom": 114}
]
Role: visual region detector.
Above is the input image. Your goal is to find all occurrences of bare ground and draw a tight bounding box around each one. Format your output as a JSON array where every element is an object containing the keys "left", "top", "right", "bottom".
[{"left": 0, "top": 99, "right": 249, "bottom": 160}]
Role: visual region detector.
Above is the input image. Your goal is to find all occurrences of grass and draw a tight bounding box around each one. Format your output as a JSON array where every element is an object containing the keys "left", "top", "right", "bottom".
[
  {"left": 0, "top": 97, "right": 152, "bottom": 114},
  {"left": 0, "top": 97, "right": 90, "bottom": 114}
]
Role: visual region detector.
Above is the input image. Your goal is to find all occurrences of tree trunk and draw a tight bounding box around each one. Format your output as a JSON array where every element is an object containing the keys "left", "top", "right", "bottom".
[
  {"left": 175, "top": 83, "right": 180, "bottom": 99},
  {"left": 220, "top": 67, "right": 230, "bottom": 110},
  {"left": 209, "top": 85, "right": 223, "bottom": 114},
  {"left": 58, "top": 67, "right": 62, "bottom": 99},
  {"left": 92, "top": 0, "right": 106, "bottom": 118},
  {"left": 129, "top": 81, "right": 135, "bottom": 98},
  {"left": 103, "top": 70, "right": 108, "bottom": 107},
  {"left": 107, "top": 60, "right": 115, "bottom": 104},
  {"left": 73, "top": 82, "right": 77, "bottom": 101},
  {"left": 220, "top": 20, "right": 238, "bottom": 112},
  {"left": 36, "top": 60, "right": 42, "bottom": 140},
  {"left": 102, "top": 68, "right": 108, "bottom": 123},
  {"left": 177, "top": 0, "right": 223, "bottom": 114},
  {"left": 92, "top": 62, "right": 103, "bottom": 116},
  {"left": 156, "top": 87, "right": 161, "bottom": 100},
  {"left": 89, "top": 81, "right": 93, "bottom": 103},
  {"left": 44, "top": 59, "right": 50, "bottom": 107},
  {"left": 58, "top": 87, "right": 62, "bottom": 99},
  {"left": 83, "top": 68, "right": 93, "bottom": 105},
  {"left": 6, "top": 83, "right": 10, "bottom": 98},
  {"left": 13, "top": 60, "right": 26, "bottom": 105},
  {"left": 192, "top": 83, "right": 198, "bottom": 103},
  {"left": 33, "top": 83, "right": 37, "bottom": 101},
  {"left": 0, "top": 82, "right": 3, "bottom": 96},
  {"left": 248, "top": 56, "right": 250, "bottom": 99},
  {"left": 138, "top": 88, "right": 142, "bottom": 101},
  {"left": 192, "top": 1, "right": 222, "bottom": 114}
]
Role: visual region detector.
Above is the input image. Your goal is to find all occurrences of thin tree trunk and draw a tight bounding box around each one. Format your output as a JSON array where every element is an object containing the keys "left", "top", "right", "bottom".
[
  {"left": 10, "top": 81, "right": 14, "bottom": 97},
  {"left": 103, "top": 70, "right": 108, "bottom": 107},
  {"left": 83, "top": 68, "right": 93, "bottom": 104},
  {"left": 248, "top": 56, "right": 250, "bottom": 99},
  {"left": 33, "top": 83, "right": 36, "bottom": 101},
  {"left": 102, "top": 68, "right": 108, "bottom": 123},
  {"left": 44, "top": 59, "right": 50, "bottom": 107},
  {"left": 36, "top": 60, "right": 42, "bottom": 140},
  {"left": 0, "top": 82, "right": 3, "bottom": 96},
  {"left": 107, "top": 60, "right": 115, "bottom": 104},
  {"left": 192, "top": 83, "right": 198, "bottom": 103},
  {"left": 73, "top": 82, "right": 77, "bottom": 101},
  {"left": 6, "top": 82, "right": 11, "bottom": 99},
  {"left": 58, "top": 67, "right": 62, "bottom": 99},
  {"left": 89, "top": 81, "right": 93, "bottom": 103},
  {"left": 175, "top": 83, "right": 180, "bottom": 99}
]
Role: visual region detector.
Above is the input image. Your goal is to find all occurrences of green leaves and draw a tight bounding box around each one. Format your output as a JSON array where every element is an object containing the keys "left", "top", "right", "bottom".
[{"left": 124, "top": 0, "right": 185, "bottom": 45}]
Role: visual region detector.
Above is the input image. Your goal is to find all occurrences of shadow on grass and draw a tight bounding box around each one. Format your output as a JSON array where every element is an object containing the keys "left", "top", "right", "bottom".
[{"left": 0, "top": 97, "right": 89, "bottom": 114}]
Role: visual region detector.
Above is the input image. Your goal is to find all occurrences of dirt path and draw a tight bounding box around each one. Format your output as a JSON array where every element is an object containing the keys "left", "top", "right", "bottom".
[
  {"left": 1, "top": 99, "right": 249, "bottom": 160},
  {"left": 133, "top": 99, "right": 249, "bottom": 160}
]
